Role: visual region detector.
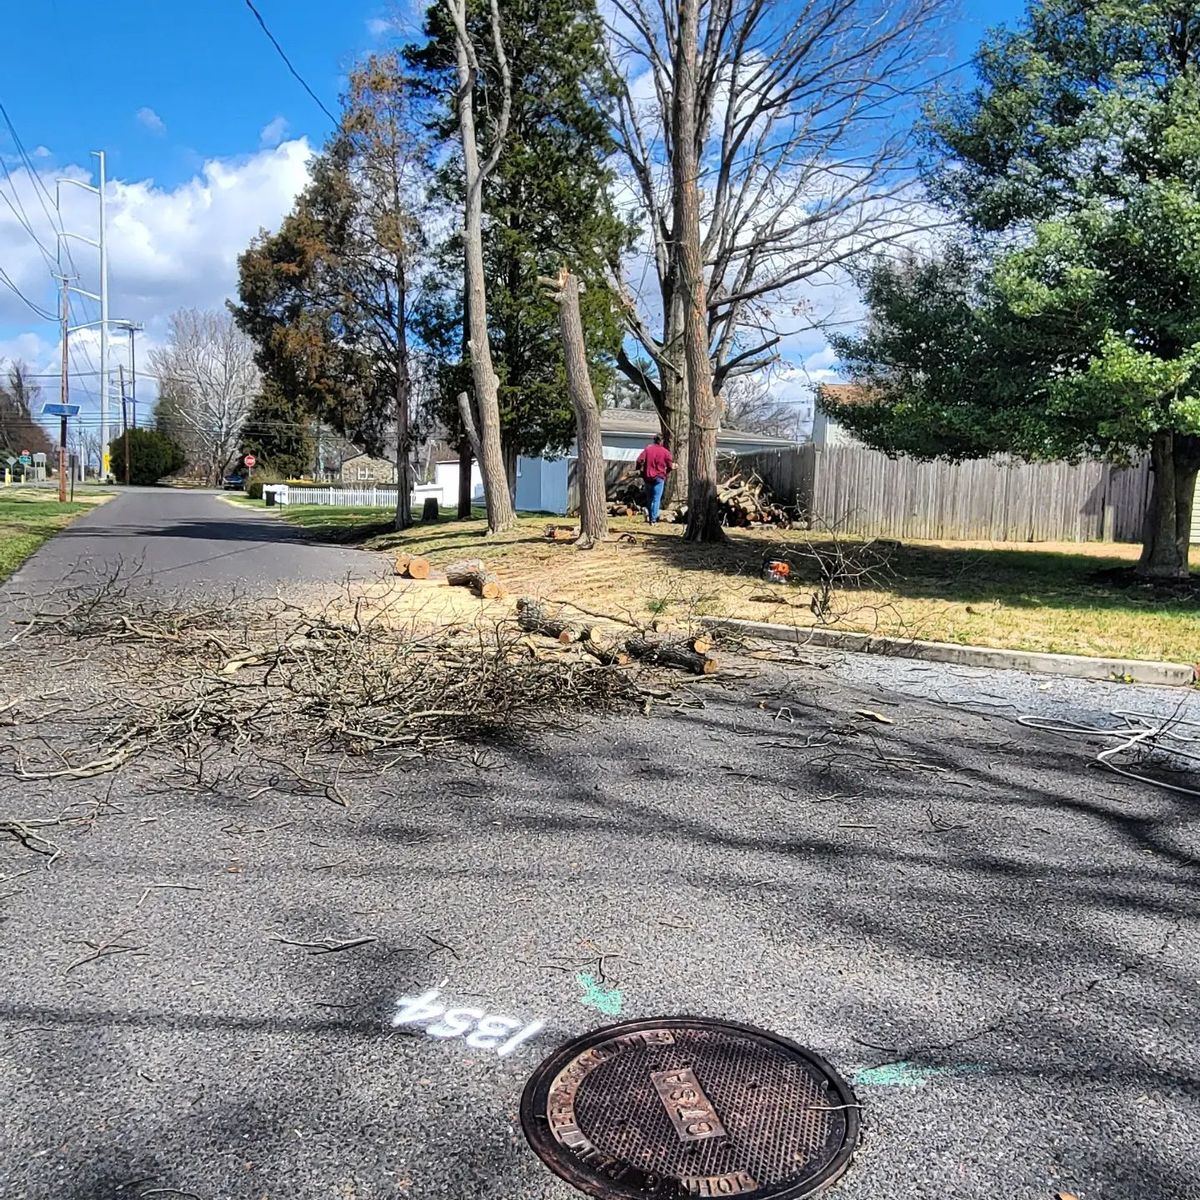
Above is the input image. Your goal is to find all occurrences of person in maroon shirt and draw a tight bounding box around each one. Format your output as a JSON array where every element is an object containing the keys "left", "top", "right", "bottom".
[{"left": 635, "top": 434, "right": 674, "bottom": 523}]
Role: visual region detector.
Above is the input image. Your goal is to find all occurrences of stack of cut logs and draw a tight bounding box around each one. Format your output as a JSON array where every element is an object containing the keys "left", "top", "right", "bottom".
[
  {"left": 516, "top": 598, "right": 717, "bottom": 674},
  {"left": 607, "top": 474, "right": 645, "bottom": 518},
  {"left": 394, "top": 554, "right": 504, "bottom": 599},
  {"left": 673, "top": 471, "right": 791, "bottom": 528}
]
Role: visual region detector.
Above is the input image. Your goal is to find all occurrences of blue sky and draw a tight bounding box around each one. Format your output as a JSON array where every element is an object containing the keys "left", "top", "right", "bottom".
[{"left": 0, "top": 0, "right": 1027, "bottom": 428}]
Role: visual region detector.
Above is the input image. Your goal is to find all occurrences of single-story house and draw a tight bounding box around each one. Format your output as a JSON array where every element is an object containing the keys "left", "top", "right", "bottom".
[
  {"left": 811, "top": 383, "right": 870, "bottom": 449},
  {"left": 515, "top": 407, "right": 801, "bottom": 515},
  {"left": 339, "top": 451, "right": 398, "bottom": 484}
]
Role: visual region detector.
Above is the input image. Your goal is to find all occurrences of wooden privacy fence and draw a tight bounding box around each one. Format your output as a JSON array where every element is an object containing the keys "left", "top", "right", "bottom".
[{"left": 742, "top": 444, "right": 1151, "bottom": 543}]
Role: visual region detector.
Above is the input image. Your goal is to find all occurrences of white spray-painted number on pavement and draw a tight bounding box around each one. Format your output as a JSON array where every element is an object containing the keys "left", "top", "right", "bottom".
[{"left": 391, "top": 989, "right": 544, "bottom": 1057}]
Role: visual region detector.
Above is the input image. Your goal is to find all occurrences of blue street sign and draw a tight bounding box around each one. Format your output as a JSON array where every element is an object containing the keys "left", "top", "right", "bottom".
[{"left": 41, "top": 402, "right": 82, "bottom": 418}]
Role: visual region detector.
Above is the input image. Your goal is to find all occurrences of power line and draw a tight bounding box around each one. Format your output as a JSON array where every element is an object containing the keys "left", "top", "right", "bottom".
[
  {"left": 242, "top": 0, "right": 339, "bottom": 127},
  {"left": 0, "top": 266, "right": 55, "bottom": 320}
]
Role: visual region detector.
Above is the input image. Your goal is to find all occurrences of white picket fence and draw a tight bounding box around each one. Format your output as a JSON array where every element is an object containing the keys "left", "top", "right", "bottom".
[
  {"left": 271, "top": 484, "right": 400, "bottom": 508},
  {"left": 270, "top": 482, "right": 451, "bottom": 511}
]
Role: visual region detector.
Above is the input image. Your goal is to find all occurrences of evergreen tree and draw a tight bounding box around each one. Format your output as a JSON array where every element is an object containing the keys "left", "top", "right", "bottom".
[
  {"left": 833, "top": 0, "right": 1200, "bottom": 578},
  {"left": 240, "top": 384, "right": 315, "bottom": 478},
  {"left": 406, "top": 0, "right": 631, "bottom": 483},
  {"left": 233, "top": 54, "right": 426, "bottom": 527}
]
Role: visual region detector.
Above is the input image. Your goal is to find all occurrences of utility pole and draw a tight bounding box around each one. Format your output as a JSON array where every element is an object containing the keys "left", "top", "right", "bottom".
[
  {"left": 129, "top": 322, "right": 139, "bottom": 428},
  {"left": 58, "top": 275, "right": 69, "bottom": 503},
  {"left": 56, "top": 150, "right": 111, "bottom": 477},
  {"left": 113, "top": 320, "right": 143, "bottom": 429},
  {"left": 119, "top": 364, "right": 130, "bottom": 485},
  {"left": 97, "top": 150, "right": 109, "bottom": 476}
]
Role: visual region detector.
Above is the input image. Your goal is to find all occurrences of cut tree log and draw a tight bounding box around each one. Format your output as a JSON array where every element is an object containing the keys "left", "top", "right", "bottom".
[
  {"left": 394, "top": 554, "right": 432, "bottom": 580},
  {"left": 689, "top": 635, "right": 713, "bottom": 654},
  {"left": 582, "top": 639, "right": 631, "bottom": 666},
  {"left": 515, "top": 597, "right": 577, "bottom": 644},
  {"left": 445, "top": 558, "right": 503, "bottom": 599},
  {"left": 625, "top": 635, "right": 718, "bottom": 675},
  {"left": 421, "top": 497, "right": 440, "bottom": 523},
  {"left": 544, "top": 524, "right": 577, "bottom": 542}
]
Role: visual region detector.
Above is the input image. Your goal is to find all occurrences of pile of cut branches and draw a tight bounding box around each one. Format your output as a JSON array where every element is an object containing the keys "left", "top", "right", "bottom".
[{"left": 1, "top": 577, "right": 639, "bottom": 807}]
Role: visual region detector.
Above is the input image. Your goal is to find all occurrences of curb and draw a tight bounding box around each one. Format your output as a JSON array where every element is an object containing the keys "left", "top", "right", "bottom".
[{"left": 701, "top": 617, "right": 1197, "bottom": 688}]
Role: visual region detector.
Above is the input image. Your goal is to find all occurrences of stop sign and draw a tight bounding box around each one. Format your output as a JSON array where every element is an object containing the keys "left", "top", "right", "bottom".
[{"left": 243, "top": 454, "right": 257, "bottom": 468}]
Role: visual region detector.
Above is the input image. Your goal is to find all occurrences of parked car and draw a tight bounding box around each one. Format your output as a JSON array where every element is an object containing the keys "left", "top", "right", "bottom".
[{"left": 222, "top": 473, "right": 245, "bottom": 491}]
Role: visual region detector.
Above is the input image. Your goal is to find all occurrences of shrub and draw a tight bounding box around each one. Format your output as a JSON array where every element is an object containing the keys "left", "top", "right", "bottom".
[
  {"left": 246, "top": 471, "right": 284, "bottom": 500},
  {"left": 108, "top": 429, "right": 186, "bottom": 485}
]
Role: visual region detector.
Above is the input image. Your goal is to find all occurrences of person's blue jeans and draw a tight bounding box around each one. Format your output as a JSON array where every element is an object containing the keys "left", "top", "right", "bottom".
[{"left": 644, "top": 475, "right": 665, "bottom": 523}]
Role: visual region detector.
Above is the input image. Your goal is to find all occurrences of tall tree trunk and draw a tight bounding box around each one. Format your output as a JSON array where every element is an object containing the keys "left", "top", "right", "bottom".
[
  {"left": 449, "top": 0, "right": 516, "bottom": 533},
  {"left": 550, "top": 270, "right": 607, "bottom": 548},
  {"left": 674, "top": 0, "right": 724, "bottom": 543},
  {"left": 1137, "top": 430, "right": 1199, "bottom": 578},
  {"left": 393, "top": 258, "right": 413, "bottom": 531},
  {"left": 659, "top": 328, "right": 688, "bottom": 507},
  {"left": 457, "top": 441, "right": 474, "bottom": 518}
]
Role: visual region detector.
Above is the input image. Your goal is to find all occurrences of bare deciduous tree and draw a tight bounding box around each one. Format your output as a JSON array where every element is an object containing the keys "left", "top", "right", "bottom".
[
  {"left": 606, "top": 0, "right": 946, "bottom": 512},
  {"left": 151, "top": 310, "right": 259, "bottom": 485},
  {"left": 445, "top": 0, "right": 517, "bottom": 533},
  {"left": 721, "top": 371, "right": 804, "bottom": 439},
  {"left": 673, "top": 0, "right": 723, "bottom": 541}
]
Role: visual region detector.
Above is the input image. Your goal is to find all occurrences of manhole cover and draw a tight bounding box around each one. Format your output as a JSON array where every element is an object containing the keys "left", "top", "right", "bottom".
[{"left": 520, "top": 1017, "right": 859, "bottom": 1199}]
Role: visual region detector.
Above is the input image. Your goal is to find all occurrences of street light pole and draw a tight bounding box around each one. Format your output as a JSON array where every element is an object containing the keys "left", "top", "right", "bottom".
[{"left": 58, "top": 275, "right": 70, "bottom": 503}]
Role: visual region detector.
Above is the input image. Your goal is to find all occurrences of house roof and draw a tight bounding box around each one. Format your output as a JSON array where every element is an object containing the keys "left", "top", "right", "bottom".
[
  {"left": 339, "top": 449, "right": 394, "bottom": 466},
  {"left": 598, "top": 406, "right": 798, "bottom": 448},
  {"left": 816, "top": 382, "right": 872, "bottom": 412}
]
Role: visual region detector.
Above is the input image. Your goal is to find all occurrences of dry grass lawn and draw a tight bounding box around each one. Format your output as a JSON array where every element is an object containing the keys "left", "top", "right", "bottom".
[{"left": 271, "top": 505, "right": 1200, "bottom": 665}]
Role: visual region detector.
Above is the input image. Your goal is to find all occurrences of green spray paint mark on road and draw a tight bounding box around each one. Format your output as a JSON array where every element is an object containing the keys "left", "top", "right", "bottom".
[
  {"left": 852, "top": 1061, "right": 985, "bottom": 1090},
  {"left": 576, "top": 972, "right": 623, "bottom": 1016}
]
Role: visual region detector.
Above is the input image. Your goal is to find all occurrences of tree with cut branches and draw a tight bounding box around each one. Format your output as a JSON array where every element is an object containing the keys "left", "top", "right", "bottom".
[
  {"left": 605, "top": 0, "right": 946, "bottom": 512},
  {"left": 540, "top": 268, "right": 608, "bottom": 547},
  {"left": 444, "top": 0, "right": 517, "bottom": 533}
]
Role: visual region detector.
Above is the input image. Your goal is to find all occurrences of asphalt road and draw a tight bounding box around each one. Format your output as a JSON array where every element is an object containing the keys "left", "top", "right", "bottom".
[
  {"left": 1, "top": 494, "right": 1197, "bottom": 1200},
  {"left": 7, "top": 487, "right": 383, "bottom": 598}
]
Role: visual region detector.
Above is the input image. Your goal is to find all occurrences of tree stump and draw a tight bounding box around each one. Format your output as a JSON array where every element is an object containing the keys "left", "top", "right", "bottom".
[
  {"left": 445, "top": 558, "right": 503, "bottom": 599},
  {"left": 626, "top": 635, "right": 717, "bottom": 675},
  {"left": 421, "top": 497, "right": 440, "bottom": 523}
]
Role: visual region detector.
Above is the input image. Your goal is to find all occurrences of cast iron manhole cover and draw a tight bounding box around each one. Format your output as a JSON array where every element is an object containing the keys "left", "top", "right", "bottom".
[{"left": 521, "top": 1017, "right": 859, "bottom": 1199}]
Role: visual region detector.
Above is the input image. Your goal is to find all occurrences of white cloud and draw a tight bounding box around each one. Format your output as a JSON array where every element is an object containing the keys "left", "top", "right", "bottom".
[
  {"left": 366, "top": 17, "right": 392, "bottom": 36},
  {"left": 259, "top": 116, "right": 289, "bottom": 148},
  {"left": 0, "top": 139, "right": 315, "bottom": 427},
  {"left": 135, "top": 107, "right": 167, "bottom": 135},
  {"left": 31, "top": 145, "right": 51, "bottom": 160}
]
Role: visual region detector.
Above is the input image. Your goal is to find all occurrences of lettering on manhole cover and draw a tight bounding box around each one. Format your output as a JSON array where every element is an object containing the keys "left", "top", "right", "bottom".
[{"left": 520, "top": 1017, "right": 860, "bottom": 1199}]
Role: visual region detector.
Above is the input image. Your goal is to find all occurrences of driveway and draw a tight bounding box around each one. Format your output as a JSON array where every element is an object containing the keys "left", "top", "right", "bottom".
[{"left": 0, "top": 497, "right": 1196, "bottom": 1200}]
